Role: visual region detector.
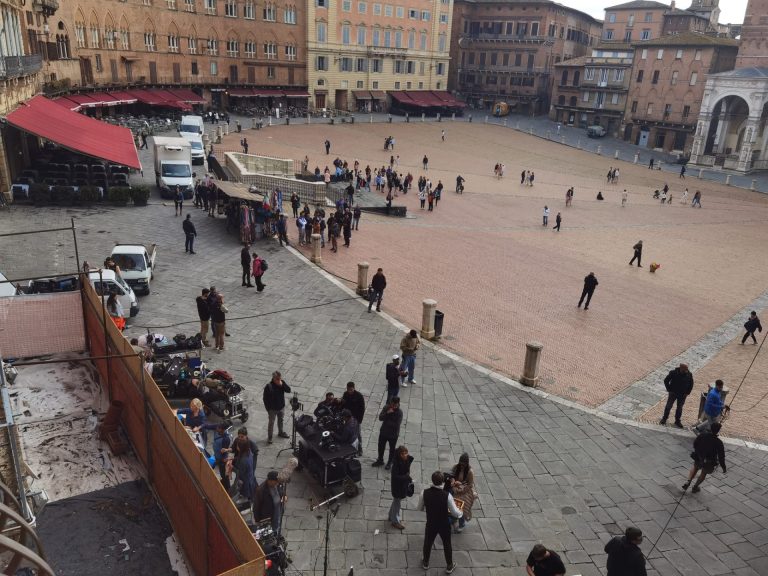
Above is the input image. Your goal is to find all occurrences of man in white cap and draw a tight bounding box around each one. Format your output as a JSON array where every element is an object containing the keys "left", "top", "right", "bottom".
[{"left": 386, "top": 355, "right": 403, "bottom": 402}]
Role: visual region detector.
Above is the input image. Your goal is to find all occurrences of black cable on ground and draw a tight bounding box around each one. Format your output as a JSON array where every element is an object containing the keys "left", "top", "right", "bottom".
[
  {"left": 724, "top": 329, "right": 768, "bottom": 414},
  {"left": 130, "top": 296, "right": 359, "bottom": 331},
  {"left": 645, "top": 490, "right": 687, "bottom": 563}
]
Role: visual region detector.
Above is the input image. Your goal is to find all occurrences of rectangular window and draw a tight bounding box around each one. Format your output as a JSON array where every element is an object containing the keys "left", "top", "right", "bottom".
[
  {"left": 664, "top": 103, "right": 672, "bottom": 116},
  {"left": 358, "top": 1, "right": 366, "bottom": 13},
  {"left": 421, "top": 10, "right": 430, "bottom": 21},
  {"left": 191, "top": 61, "right": 199, "bottom": 75},
  {"left": 316, "top": 55, "right": 328, "bottom": 70},
  {"left": 682, "top": 105, "right": 690, "bottom": 119},
  {"left": 408, "top": 8, "right": 417, "bottom": 18},
  {"left": 479, "top": 52, "right": 485, "bottom": 66},
  {"left": 357, "top": 80, "right": 364, "bottom": 88},
  {"left": 206, "top": 38, "right": 218, "bottom": 55},
  {"left": 675, "top": 49, "right": 683, "bottom": 59},
  {"left": 419, "top": 61, "right": 425, "bottom": 75},
  {"left": 317, "top": 0, "right": 325, "bottom": 6},
  {"left": 641, "top": 29, "right": 650, "bottom": 40},
  {"left": 394, "top": 81, "right": 400, "bottom": 89},
  {"left": 623, "top": 30, "right": 632, "bottom": 42},
  {"left": 516, "top": 22, "right": 527, "bottom": 36},
  {"left": 372, "top": 80, "right": 379, "bottom": 88},
  {"left": 690, "top": 71, "right": 697, "bottom": 85},
  {"left": 244, "top": 2, "right": 255, "bottom": 18},
  {"left": 267, "top": 66, "right": 275, "bottom": 78},
  {"left": 95, "top": 54, "right": 103, "bottom": 72},
  {"left": 244, "top": 41, "right": 255, "bottom": 57},
  {"left": 631, "top": 100, "right": 638, "bottom": 113},
  {"left": 394, "top": 60, "right": 403, "bottom": 74},
  {"left": 188, "top": 37, "right": 197, "bottom": 53},
  {"left": 604, "top": 29, "right": 613, "bottom": 40},
  {"left": 384, "top": 30, "right": 391, "bottom": 47},
  {"left": 408, "top": 30, "right": 415, "bottom": 49},
  {"left": 636, "top": 69, "right": 644, "bottom": 83},
  {"left": 657, "top": 49, "right": 663, "bottom": 59},
  {"left": 342, "top": 24, "right": 351, "bottom": 45},
  {"left": 530, "top": 22, "right": 539, "bottom": 36},
  {"left": 671, "top": 70, "right": 678, "bottom": 85},
  {"left": 339, "top": 57, "right": 353, "bottom": 71},
  {"left": 608, "top": 13, "right": 616, "bottom": 23},
  {"left": 356, "top": 57, "right": 367, "bottom": 72},
  {"left": 436, "top": 62, "right": 444, "bottom": 75},
  {"left": 185, "top": 0, "right": 195, "bottom": 11},
  {"left": 264, "top": 42, "right": 277, "bottom": 59},
  {"left": 651, "top": 70, "right": 659, "bottom": 84},
  {"left": 646, "top": 102, "right": 653, "bottom": 114},
  {"left": 694, "top": 49, "right": 701, "bottom": 61},
  {"left": 264, "top": 4, "right": 276, "bottom": 20},
  {"left": 317, "top": 22, "right": 326, "bottom": 43},
  {"left": 226, "top": 39, "right": 238, "bottom": 56},
  {"left": 641, "top": 48, "right": 647, "bottom": 59},
  {"left": 514, "top": 53, "right": 521, "bottom": 67},
  {"left": 285, "top": 44, "right": 296, "bottom": 60},
  {"left": 342, "top": 0, "right": 351, "bottom": 10},
  {"left": 372, "top": 58, "right": 382, "bottom": 72},
  {"left": 644, "top": 11, "right": 652, "bottom": 22},
  {"left": 406, "top": 60, "right": 415, "bottom": 74},
  {"left": 373, "top": 29, "right": 380, "bottom": 46},
  {"left": 225, "top": 0, "right": 236, "bottom": 16},
  {"left": 395, "top": 30, "right": 402, "bottom": 48},
  {"left": 628, "top": 14, "right": 635, "bottom": 26},
  {"left": 357, "top": 27, "right": 366, "bottom": 45},
  {"left": 585, "top": 68, "right": 595, "bottom": 80},
  {"left": 373, "top": 3, "right": 381, "bottom": 15},
  {"left": 205, "top": 0, "right": 216, "bottom": 14},
  {"left": 210, "top": 61, "right": 218, "bottom": 75},
  {"left": 611, "top": 92, "right": 619, "bottom": 104},
  {"left": 582, "top": 91, "right": 590, "bottom": 102},
  {"left": 420, "top": 31, "right": 427, "bottom": 50},
  {"left": 440, "top": 13, "right": 448, "bottom": 24},
  {"left": 396, "top": 6, "right": 403, "bottom": 18},
  {"left": 614, "top": 69, "right": 624, "bottom": 82},
  {"left": 502, "top": 52, "right": 509, "bottom": 66},
  {"left": 167, "top": 0, "right": 177, "bottom": 9},
  {"left": 490, "top": 51, "right": 497, "bottom": 66},
  {"left": 384, "top": 4, "right": 392, "bottom": 16}
]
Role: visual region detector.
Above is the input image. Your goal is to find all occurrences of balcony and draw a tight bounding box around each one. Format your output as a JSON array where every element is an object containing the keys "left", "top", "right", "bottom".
[
  {"left": 0, "top": 54, "right": 43, "bottom": 79},
  {"left": 580, "top": 78, "right": 628, "bottom": 90},
  {"left": 32, "top": 0, "right": 60, "bottom": 17},
  {"left": 460, "top": 33, "right": 552, "bottom": 46}
]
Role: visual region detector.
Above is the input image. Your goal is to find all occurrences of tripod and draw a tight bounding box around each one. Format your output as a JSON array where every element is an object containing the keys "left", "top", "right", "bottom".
[
  {"left": 310, "top": 491, "right": 345, "bottom": 576},
  {"left": 289, "top": 393, "right": 303, "bottom": 452}
]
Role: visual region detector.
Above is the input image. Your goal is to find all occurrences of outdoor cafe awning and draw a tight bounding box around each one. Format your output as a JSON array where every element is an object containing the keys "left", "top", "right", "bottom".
[{"left": 6, "top": 95, "right": 141, "bottom": 169}]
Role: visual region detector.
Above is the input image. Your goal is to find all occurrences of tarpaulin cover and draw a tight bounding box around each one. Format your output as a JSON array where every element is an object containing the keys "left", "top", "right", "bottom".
[{"left": 6, "top": 95, "right": 141, "bottom": 169}]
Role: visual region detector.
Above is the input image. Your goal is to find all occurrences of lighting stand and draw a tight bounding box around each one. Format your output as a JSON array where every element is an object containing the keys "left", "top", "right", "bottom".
[{"left": 310, "top": 491, "right": 345, "bottom": 576}]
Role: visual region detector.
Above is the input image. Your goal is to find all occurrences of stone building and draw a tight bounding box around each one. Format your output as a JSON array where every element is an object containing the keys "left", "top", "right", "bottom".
[
  {"left": 23, "top": 0, "right": 307, "bottom": 108},
  {"left": 0, "top": 0, "right": 44, "bottom": 200},
  {"left": 623, "top": 31, "right": 737, "bottom": 154},
  {"left": 689, "top": 0, "right": 768, "bottom": 172},
  {"left": 602, "top": 0, "right": 668, "bottom": 44},
  {"left": 448, "top": 0, "right": 601, "bottom": 115},
  {"left": 305, "top": 0, "right": 452, "bottom": 111}
]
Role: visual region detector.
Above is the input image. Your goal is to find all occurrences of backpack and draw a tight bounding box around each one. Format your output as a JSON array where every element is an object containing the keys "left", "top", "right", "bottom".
[{"left": 260, "top": 258, "right": 268, "bottom": 271}]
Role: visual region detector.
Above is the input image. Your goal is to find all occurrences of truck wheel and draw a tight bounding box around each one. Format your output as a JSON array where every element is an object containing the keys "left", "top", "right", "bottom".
[{"left": 144, "top": 284, "right": 151, "bottom": 296}]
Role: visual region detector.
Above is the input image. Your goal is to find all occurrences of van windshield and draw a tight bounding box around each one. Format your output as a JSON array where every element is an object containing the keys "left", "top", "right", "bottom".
[
  {"left": 112, "top": 253, "right": 146, "bottom": 271},
  {"left": 162, "top": 164, "right": 192, "bottom": 178},
  {"left": 190, "top": 141, "right": 203, "bottom": 151},
  {"left": 180, "top": 124, "right": 201, "bottom": 134}
]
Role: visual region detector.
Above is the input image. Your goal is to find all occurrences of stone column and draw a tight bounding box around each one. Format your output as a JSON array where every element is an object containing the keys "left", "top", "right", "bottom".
[
  {"left": 520, "top": 341, "right": 543, "bottom": 387},
  {"left": 737, "top": 117, "right": 761, "bottom": 172},
  {"left": 356, "top": 262, "right": 369, "bottom": 296},
  {"left": 614, "top": 149, "right": 619, "bottom": 159},
  {"left": 689, "top": 115, "right": 711, "bottom": 164},
  {"left": 223, "top": 123, "right": 229, "bottom": 135},
  {"left": 420, "top": 299, "right": 437, "bottom": 340},
  {"left": 633, "top": 152, "right": 639, "bottom": 164},
  {"left": 596, "top": 145, "right": 602, "bottom": 155},
  {"left": 311, "top": 234, "right": 322, "bottom": 264},
  {"left": 251, "top": 117, "right": 257, "bottom": 129}
]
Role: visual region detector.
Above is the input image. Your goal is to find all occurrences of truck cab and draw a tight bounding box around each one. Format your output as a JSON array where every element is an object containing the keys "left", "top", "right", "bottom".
[
  {"left": 89, "top": 270, "right": 140, "bottom": 318},
  {"left": 153, "top": 136, "right": 194, "bottom": 200},
  {"left": 111, "top": 244, "right": 157, "bottom": 295},
  {"left": 179, "top": 115, "right": 204, "bottom": 140}
]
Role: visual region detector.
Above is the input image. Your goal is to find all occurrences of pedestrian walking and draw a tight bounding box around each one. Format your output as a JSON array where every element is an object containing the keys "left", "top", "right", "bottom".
[
  {"left": 263, "top": 371, "right": 292, "bottom": 443},
  {"left": 419, "top": 471, "right": 461, "bottom": 573},
  {"left": 441, "top": 129, "right": 445, "bottom": 142},
  {"left": 290, "top": 192, "right": 300, "bottom": 218},
  {"left": 174, "top": 185, "right": 184, "bottom": 216},
  {"left": 741, "top": 310, "right": 762, "bottom": 344},
  {"left": 605, "top": 527, "right": 646, "bottom": 576},
  {"left": 542, "top": 206, "right": 549, "bottom": 226},
  {"left": 324, "top": 139, "right": 331, "bottom": 155},
  {"left": 252, "top": 471, "right": 286, "bottom": 534},
  {"left": 621, "top": 189, "right": 628, "bottom": 207},
  {"left": 649, "top": 158, "right": 655, "bottom": 169},
  {"left": 241, "top": 137, "right": 249, "bottom": 154},
  {"left": 341, "top": 382, "right": 365, "bottom": 455},
  {"left": 372, "top": 397, "right": 403, "bottom": 469},
  {"left": 681, "top": 188, "right": 689, "bottom": 204},
  {"left": 565, "top": 187, "right": 573, "bottom": 207},
  {"left": 692, "top": 190, "right": 702, "bottom": 208},
  {"left": 277, "top": 213, "right": 289, "bottom": 247},
  {"left": 553, "top": 212, "right": 561, "bottom": 231},
  {"left": 680, "top": 165, "right": 686, "bottom": 178},
  {"left": 683, "top": 422, "right": 726, "bottom": 493},
  {"left": 196, "top": 288, "right": 212, "bottom": 347},
  {"left": 529, "top": 171, "right": 534, "bottom": 186},
  {"left": 353, "top": 205, "right": 361, "bottom": 230},
  {"left": 526, "top": 544, "right": 566, "bottom": 576},
  {"left": 183, "top": 214, "right": 197, "bottom": 254},
  {"left": 399, "top": 329, "right": 420, "bottom": 387},
  {"left": 140, "top": 130, "right": 148, "bottom": 150},
  {"left": 251, "top": 252, "right": 266, "bottom": 291},
  {"left": 694, "top": 379, "right": 729, "bottom": 433},
  {"left": 520, "top": 169, "right": 526, "bottom": 184},
  {"left": 423, "top": 154, "right": 429, "bottom": 170},
  {"left": 659, "top": 363, "right": 694, "bottom": 428},
  {"left": 578, "top": 272, "right": 598, "bottom": 310},
  {"left": 241, "top": 244, "right": 253, "bottom": 287},
  {"left": 629, "top": 240, "right": 643, "bottom": 267},
  {"left": 368, "top": 267, "right": 386, "bottom": 313},
  {"left": 388, "top": 445, "right": 413, "bottom": 530},
  {"left": 210, "top": 292, "right": 228, "bottom": 351},
  {"left": 386, "top": 355, "right": 403, "bottom": 402}
]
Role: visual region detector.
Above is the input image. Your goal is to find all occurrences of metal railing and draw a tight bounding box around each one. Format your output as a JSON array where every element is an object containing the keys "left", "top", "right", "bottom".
[{"left": 0, "top": 54, "right": 43, "bottom": 79}]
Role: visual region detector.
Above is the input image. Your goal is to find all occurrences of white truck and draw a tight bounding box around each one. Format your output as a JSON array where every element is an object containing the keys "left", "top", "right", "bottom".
[
  {"left": 153, "top": 136, "right": 194, "bottom": 200},
  {"left": 187, "top": 134, "right": 206, "bottom": 166},
  {"left": 110, "top": 244, "right": 157, "bottom": 295},
  {"left": 179, "top": 115, "right": 205, "bottom": 139}
]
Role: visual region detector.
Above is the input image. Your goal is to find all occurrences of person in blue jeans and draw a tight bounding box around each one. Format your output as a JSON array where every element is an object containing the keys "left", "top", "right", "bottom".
[
  {"left": 694, "top": 379, "right": 729, "bottom": 433},
  {"left": 399, "top": 329, "right": 420, "bottom": 387}
]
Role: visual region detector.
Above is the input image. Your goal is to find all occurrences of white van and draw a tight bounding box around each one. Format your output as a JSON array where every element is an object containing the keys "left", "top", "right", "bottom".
[
  {"left": 179, "top": 115, "right": 204, "bottom": 139},
  {"left": 89, "top": 270, "right": 140, "bottom": 318},
  {"left": 187, "top": 134, "right": 206, "bottom": 166}
]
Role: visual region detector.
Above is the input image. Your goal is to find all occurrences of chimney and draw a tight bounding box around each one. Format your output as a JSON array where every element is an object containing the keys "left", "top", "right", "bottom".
[{"left": 670, "top": 0, "right": 675, "bottom": 8}]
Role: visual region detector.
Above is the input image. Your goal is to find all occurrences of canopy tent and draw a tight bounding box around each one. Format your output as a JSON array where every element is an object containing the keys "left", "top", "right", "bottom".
[
  {"left": 229, "top": 88, "right": 256, "bottom": 97},
  {"left": 125, "top": 89, "right": 167, "bottom": 106},
  {"left": 166, "top": 88, "right": 205, "bottom": 104},
  {"left": 6, "top": 96, "right": 141, "bottom": 169},
  {"left": 352, "top": 90, "right": 372, "bottom": 101}
]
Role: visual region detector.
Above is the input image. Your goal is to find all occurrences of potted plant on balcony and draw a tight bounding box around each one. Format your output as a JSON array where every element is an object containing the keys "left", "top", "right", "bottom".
[{"left": 130, "top": 185, "right": 150, "bottom": 206}]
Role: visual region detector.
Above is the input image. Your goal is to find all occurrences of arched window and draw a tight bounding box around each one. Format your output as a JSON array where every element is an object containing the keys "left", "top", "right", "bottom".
[
  {"left": 569, "top": 96, "right": 577, "bottom": 106},
  {"left": 103, "top": 14, "right": 116, "bottom": 49},
  {"left": 74, "top": 11, "right": 86, "bottom": 48},
  {"left": 188, "top": 26, "right": 198, "bottom": 54},
  {"left": 226, "top": 31, "right": 239, "bottom": 56},
  {"left": 119, "top": 17, "right": 131, "bottom": 50},
  {"left": 144, "top": 21, "right": 157, "bottom": 52},
  {"left": 89, "top": 12, "right": 100, "bottom": 48},
  {"left": 168, "top": 23, "right": 180, "bottom": 53},
  {"left": 572, "top": 70, "right": 580, "bottom": 86},
  {"left": 207, "top": 31, "right": 218, "bottom": 55},
  {"left": 244, "top": 35, "right": 256, "bottom": 57},
  {"left": 561, "top": 69, "right": 568, "bottom": 85}
]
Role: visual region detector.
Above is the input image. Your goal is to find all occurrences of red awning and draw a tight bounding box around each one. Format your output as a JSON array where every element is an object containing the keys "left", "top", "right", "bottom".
[
  {"left": 126, "top": 89, "right": 167, "bottom": 105},
  {"left": 390, "top": 91, "right": 427, "bottom": 108},
  {"left": 167, "top": 88, "right": 205, "bottom": 103},
  {"left": 150, "top": 89, "right": 183, "bottom": 104},
  {"left": 53, "top": 97, "right": 82, "bottom": 112},
  {"left": 430, "top": 91, "right": 467, "bottom": 108},
  {"left": 65, "top": 93, "right": 101, "bottom": 108},
  {"left": 253, "top": 89, "right": 284, "bottom": 97},
  {"left": 229, "top": 88, "right": 255, "bottom": 97},
  {"left": 283, "top": 89, "right": 310, "bottom": 98},
  {"left": 164, "top": 100, "right": 193, "bottom": 111},
  {"left": 87, "top": 92, "right": 120, "bottom": 106},
  {"left": 106, "top": 91, "right": 138, "bottom": 105},
  {"left": 6, "top": 96, "right": 141, "bottom": 169}
]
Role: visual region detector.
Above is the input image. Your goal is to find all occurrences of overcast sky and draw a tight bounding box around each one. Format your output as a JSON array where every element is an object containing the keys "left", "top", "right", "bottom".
[{"left": 564, "top": 0, "right": 748, "bottom": 25}]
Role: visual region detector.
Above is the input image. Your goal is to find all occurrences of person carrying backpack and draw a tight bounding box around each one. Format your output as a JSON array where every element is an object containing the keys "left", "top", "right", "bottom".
[{"left": 251, "top": 252, "right": 267, "bottom": 292}]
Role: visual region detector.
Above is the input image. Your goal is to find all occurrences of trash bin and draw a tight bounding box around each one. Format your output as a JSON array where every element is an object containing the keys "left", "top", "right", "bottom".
[{"left": 434, "top": 310, "right": 444, "bottom": 338}]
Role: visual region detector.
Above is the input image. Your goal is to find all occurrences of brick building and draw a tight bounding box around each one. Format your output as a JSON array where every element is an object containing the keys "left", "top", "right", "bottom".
[
  {"left": 448, "top": 0, "right": 601, "bottom": 115},
  {"left": 23, "top": 0, "right": 307, "bottom": 109},
  {"left": 602, "top": 0, "right": 668, "bottom": 43},
  {"left": 623, "top": 31, "right": 737, "bottom": 154},
  {"left": 305, "top": 0, "right": 452, "bottom": 112}
]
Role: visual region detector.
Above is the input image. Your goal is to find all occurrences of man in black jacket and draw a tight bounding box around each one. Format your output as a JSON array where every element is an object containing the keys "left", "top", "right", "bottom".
[
  {"left": 578, "top": 272, "right": 598, "bottom": 310},
  {"left": 386, "top": 355, "right": 403, "bottom": 402},
  {"left": 252, "top": 470, "right": 285, "bottom": 534},
  {"left": 659, "top": 363, "right": 694, "bottom": 428},
  {"left": 196, "top": 288, "right": 211, "bottom": 347},
  {"left": 419, "top": 471, "right": 462, "bottom": 573},
  {"left": 605, "top": 527, "right": 646, "bottom": 576},
  {"left": 372, "top": 397, "right": 402, "bottom": 469},
  {"left": 368, "top": 268, "right": 387, "bottom": 313},
  {"left": 742, "top": 311, "right": 763, "bottom": 345},
  {"left": 182, "top": 214, "right": 197, "bottom": 254},
  {"left": 241, "top": 244, "right": 253, "bottom": 287},
  {"left": 388, "top": 446, "right": 413, "bottom": 530},
  {"left": 629, "top": 240, "right": 643, "bottom": 267},
  {"left": 683, "top": 422, "right": 726, "bottom": 493},
  {"left": 341, "top": 382, "right": 365, "bottom": 455},
  {"left": 263, "top": 371, "right": 292, "bottom": 443}
]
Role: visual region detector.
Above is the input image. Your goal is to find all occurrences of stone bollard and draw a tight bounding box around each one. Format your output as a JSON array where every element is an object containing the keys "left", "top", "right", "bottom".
[
  {"left": 251, "top": 117, "right": 257, "bottom": 129},
  {"left": 560, "top": 135, "right": 566, "bottom": 144},
  {"left": 752, "top": 179, "right": 757, "bottom": 191},
  {"left": 546, "top": 130, "right": 551, "bottom": 139},
  {"left": 515, "top": 121, "right": 520, "bottom": 130},
  {"left": 698, "top": 168, "right": 704, "bottom": 178},
  {"left": 203, "top": 134, "right": 211, "bottom": 149},
  {"left": 504, "top": 119, "right": 508, "bottom": 127},
  {"left": 597, "top": 145, "right": 602, "bottom": 155},
  {"left": 437, "top": 113, "right": 441, "bottom": 122},
  {"left": 452, "top": 113, "right": 455, "bottom": 121},
  {"left": 421, "top": 113, "right": 425, "bottom": 122},
  {"left": 356, "top": 262, "right": 369, "bottom": 296},
  {"left": 370, "top": 114, "right": 373, "bottom": 123},
  {"left": 269, "top": 116, "right": 273, "bottom": 126},
  {"left": 311, "top": 234, "right": 322, "bottom": 264},
  {"left": 529, "top": 127, "right": 533, "bottom": 136},
  {"left": 614, "top": 149, "right": 620, "bottom": 159},
  {"left": 468, "top": 114, "right": 472, "bottom": 123},
  {"left": 520, "top": 341, "right": 543, "bottom": 387},
  {"left": 484, "top": 115, "right": 489, "bottom": 123},
  {"left": 216, "top": 125, "right": 223, "bottom": 139},
  {"left": 420, "top": 298, "right": 437, "bottom": 340},
  {"left": 577, "top": 139, "right": 581, "bottom": 149},
  {"left": 725, "top": 174, "right": 731, "bottom": 185},
  {"left": 633, "top": 152, "right": 639, "bottom": 164},
  {"left": 223, "top": 123, "right": 229, "bottom": 135},
  {"left": 307, "top": 113, "right": 311, "bottom": 124},
  {"left": 406, "top": 113, "right": 409, "bottom": 123}
]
